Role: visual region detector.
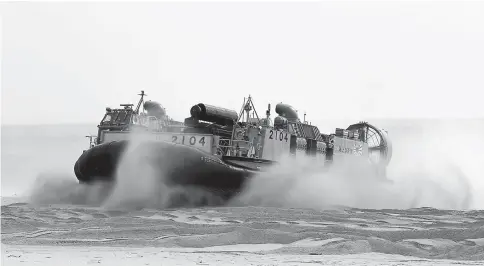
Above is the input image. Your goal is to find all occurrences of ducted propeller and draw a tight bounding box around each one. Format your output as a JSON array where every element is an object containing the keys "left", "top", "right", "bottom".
[{"left": 347, "top": 122, "right": 392, "bottom": 167}]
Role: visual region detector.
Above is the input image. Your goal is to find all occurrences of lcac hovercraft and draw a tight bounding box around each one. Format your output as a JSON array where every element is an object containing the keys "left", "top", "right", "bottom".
[{"left": 74, "top": 91, "right": 392, "bottom": 202}]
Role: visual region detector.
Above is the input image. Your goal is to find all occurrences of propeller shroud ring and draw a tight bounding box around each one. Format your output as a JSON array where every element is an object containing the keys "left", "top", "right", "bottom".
[{"left": 346, "top": 122, "right": 392, "bottom": 167}]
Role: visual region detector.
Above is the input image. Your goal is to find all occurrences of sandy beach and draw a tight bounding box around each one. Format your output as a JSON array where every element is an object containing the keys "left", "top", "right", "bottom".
[
  {"left": 4, "top": 244, "right": 484, "bottom": 266},
  {"left": 2, "top": 198, "right": 484, "bottom": 265}
]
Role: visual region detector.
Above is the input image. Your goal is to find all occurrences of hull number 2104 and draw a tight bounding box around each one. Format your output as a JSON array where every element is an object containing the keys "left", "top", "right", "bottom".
[
  {"left": 268, "top": 130, "right": 288, "bottom": 142},
  {"left": 172, "top": 135, "right": 206, "bottom": 146}
]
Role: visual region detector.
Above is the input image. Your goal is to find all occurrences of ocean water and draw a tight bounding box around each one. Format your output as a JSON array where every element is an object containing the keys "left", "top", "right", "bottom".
[
  {"left": 2, "top": 119, "right": 484, "bottom": 264},
  {"left": 1, "top": 124, "right": 94, "bottom": 197}
]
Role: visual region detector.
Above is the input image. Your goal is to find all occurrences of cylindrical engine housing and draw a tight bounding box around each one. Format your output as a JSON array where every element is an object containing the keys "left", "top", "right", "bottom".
[
  {"left": 275, "top": 103, "right": 299, "bottom": 122},
  {"left": 190, "top": 103, "right": 238, "bottom": 126}
]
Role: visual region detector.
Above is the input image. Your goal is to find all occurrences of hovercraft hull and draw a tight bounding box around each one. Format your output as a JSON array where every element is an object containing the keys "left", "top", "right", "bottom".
[{"left": 74, "top": 140, "right": 258, "bottom": 199}]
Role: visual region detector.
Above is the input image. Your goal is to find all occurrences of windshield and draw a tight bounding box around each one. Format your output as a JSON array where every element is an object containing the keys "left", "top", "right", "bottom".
[{"left": 100, "top": 109, "right": 132, "bottom": 126}]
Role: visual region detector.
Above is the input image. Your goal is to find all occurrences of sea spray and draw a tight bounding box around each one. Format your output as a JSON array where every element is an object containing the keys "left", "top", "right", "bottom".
[
  {"left": 101, "top": 128, "right": 172, "bottom": 210},
  {"left": 231, "top": 120, "right": 477, "bottom": 210},
  {"left": 384, "top": 120, "right": 476, "bottom": 210},
  {"left": 27, "top": 171, "right": 112, "bottom": 206},
  {"left": 230, "top": 154, "right": 413, "bottom": 210},
  {"left": 101, "top": 128, "right": 227, "bottom": 210}
]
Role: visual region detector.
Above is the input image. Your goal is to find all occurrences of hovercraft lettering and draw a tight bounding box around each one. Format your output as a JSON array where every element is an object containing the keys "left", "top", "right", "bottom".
[
  {"left": 268, "top": 130, "right": 288, "bottom": 142},
  {"left": 337, "top": 146, "right": 352, "bottom": 154},
  {"left": 200, "top": 156, "right": 223, "bottom": 165},
  {"left": 335, "top": 145, "right": 362, "bottom": 155},
  {"left": 168, "top": 135, "right": 206, "bottom": 146}
]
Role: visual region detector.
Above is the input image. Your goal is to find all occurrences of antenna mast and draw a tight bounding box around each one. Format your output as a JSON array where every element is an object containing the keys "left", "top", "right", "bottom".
[
  {"left": 237, "top": 95, "right": 260, "bottom": 124},
  {"left": 135, "top": 90, "right": 147, "bottom": 114}
]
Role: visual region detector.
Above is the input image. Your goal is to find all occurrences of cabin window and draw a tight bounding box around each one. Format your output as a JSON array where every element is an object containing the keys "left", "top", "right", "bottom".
[
  {"left": 115, "top": 111, "right": 125, "bottom": 123},
  {"left": 102, "top": 114, "right": 112, "bottom": 123},
  {"left": 114, "top": 111, "right": 132, "bottom": 124}
]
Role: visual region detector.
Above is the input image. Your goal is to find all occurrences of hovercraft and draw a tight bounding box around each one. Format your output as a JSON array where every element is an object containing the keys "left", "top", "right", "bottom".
[{"left": 74, "top": 91, "right": 392, "bottom": 202}]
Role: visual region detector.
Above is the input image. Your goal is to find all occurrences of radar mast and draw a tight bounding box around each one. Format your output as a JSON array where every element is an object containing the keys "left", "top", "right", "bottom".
[
  {"left": 135, "top": 90, "right": 147, "bottom": 114},
  {"left": 237, "top": 95, "right": 261, "bottom": 124}
]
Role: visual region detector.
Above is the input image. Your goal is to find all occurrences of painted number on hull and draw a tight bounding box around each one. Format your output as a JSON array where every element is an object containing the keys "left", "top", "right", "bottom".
[
  {"left": 269, "top": 130, "right": 288, "bottom": 142},
  {"left": 172, "top": 135, "right": 206, "bottom": 146}
]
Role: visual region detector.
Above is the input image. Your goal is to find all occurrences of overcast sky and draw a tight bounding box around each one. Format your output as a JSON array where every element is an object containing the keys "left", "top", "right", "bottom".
[{"left": 1, "top": 1, "right": 483, "bottom": 126}]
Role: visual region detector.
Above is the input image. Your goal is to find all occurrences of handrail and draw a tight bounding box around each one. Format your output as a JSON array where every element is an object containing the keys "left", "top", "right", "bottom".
[{"left": 217, "top": 138, "right": 255, "bottom": 158}]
